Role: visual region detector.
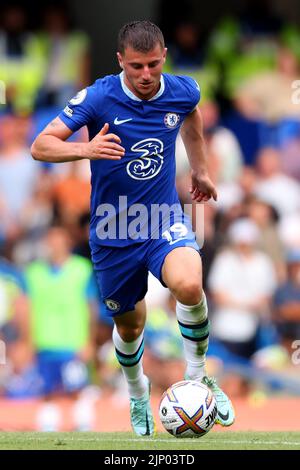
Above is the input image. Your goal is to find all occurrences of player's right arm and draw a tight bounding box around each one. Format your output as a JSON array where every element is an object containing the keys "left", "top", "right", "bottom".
[{"left": 31, "top": 119, "right": 125, "bottom": 163}]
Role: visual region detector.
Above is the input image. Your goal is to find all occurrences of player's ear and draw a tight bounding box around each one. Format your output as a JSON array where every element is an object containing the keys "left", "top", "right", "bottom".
[
  {"left": 117, "top": 52, "right": 123, "bottom": 69},
  {"left": 162, "top": 47, "right": 167, "bottom": 64}
]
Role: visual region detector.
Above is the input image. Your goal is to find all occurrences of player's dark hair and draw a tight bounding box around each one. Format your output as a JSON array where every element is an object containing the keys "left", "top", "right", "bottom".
[{"left": 118, "top": 21, "right": 165, "bottom": 54}]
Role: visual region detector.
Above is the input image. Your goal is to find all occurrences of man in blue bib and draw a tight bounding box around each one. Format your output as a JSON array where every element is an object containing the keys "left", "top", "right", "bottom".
[{"left": 31, "top": 20, "right": 235, "bottom": 435}]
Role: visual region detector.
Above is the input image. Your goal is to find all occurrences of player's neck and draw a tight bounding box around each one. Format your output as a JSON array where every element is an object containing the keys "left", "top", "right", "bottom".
[
  {"left": 122, "top": 74, "right": 161, "bottom": 101},
  {"left": 139, "top": 83, "right": 161, "bottom": 101}
]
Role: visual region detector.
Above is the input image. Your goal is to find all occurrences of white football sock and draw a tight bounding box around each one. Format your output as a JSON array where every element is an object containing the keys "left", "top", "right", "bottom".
[
  {"left": 36, "top": 403, "right": 62, "bottom": 432},
  {"left": 176, "top": 292, "right": 209, "bottom": 380},
  {"left": 112, "top": 326, "right": 148, "bottom": 399}
]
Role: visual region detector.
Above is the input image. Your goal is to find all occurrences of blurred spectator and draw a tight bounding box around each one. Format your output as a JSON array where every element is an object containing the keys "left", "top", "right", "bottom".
[
  {"left": 211, "top": 1, "right": 282, "bottom": 104},
  {"left": 280, "top": 23, "right": 300, "bottom": 62},
  {"left": 26, "top": 227, "right": 97, "bottom": 431},
  {"left": 20, "top": 172, "right": 54, "bottom": 237},
  {"left": 224, "top": 38, "right": 277, "bottom": 102},
  {"left": 246, "top": 196, "right": 286, "bottom": 281},
  {"left": 280, "top": 136, "right": 300, "bottom": 183},
  {"left": 52, "top": 161, "right": 91, "bottom": 224},
  {"left": 168, "top": 22, "right": 204, "bottom": 69},
  {"left": 278, "top": 212, "right": 300, "bottom": 250},
  {"left": 0, "top": 4, "right": 44, "bottom": 113},
  {"left": 0, "top": 113, "right": 41, "bottom": 241},
  {"left": 35, "top": 5, "right": 90, "bottom": 108},
  {"left": 202, "top": 100, "right": 244, "bottom": 184},
  {"left": 239, "top": 0, "right": 282, "bottom": 36},
  {"left": 273, "top": 249, "right": 300, "bottom": 351},
  {"left": 0, "top": 257, "right": 35, "bottom": 398},
  {"left": 0, "top": 256, "right": 29, "bottom": 345},
  {"left": 234, "top": 46, "right": 300, "bottom": 122},
  {"left": 73, "top": 211, "right": 92, "bottom": 260},
  {"left": 2, "top": 340, "right": 41, "bottom": 399},
  {"left": 11, "top": 171, "right": 55, "bottom": 266},
  {"left": 25, "top": 226, "right": 98, "bottom": 429},
  {"left": 176, "top": 100, "right": 244, "bottom": 212},
  {"left": 165, "top": 22, "right": 218, "bottom": 103},
  {"left": 254, "top": 147, "right": 300, "bottom": 217},
  {"left": 238, "top": 165, "right": 258, "bottom": 198},
  {"left": 194, "top": 101, "right": 244, "bottom": 213},
  {"left": 207, "top": 16, "right": 240, "bottom": 67},
  {"left": 208, "top": 218, "right": 277, "bottom": 359}
]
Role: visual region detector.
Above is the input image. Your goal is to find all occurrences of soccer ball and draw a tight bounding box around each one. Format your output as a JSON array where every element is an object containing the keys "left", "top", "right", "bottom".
[{"left": 159, "top": 380, "right": 217, "bottom": 438}]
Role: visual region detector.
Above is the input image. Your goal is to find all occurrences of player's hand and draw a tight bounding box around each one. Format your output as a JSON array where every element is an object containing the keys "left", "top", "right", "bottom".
[
  {"left": 189, "top": 170, "right": 218, "bottom": 203},
  {"left": 85, "top": 123, "right": 125, "bottom": 160}
]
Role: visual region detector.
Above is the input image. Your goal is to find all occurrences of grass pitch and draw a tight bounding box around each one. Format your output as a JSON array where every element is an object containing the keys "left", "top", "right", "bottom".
[{"left": 0, "top": 431, "right": 299, "bottom": 450}]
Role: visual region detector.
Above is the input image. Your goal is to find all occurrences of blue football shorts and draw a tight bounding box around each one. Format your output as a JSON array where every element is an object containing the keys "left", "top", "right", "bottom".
[
  {"left": 90, "top": 223, "right": 200, "bottom": 317},
  {"left": 36, "top": 351, "right": 88, "bottom": 395}
]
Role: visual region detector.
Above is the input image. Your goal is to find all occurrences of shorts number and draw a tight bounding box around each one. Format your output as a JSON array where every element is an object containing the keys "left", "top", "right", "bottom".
[{"left": 162, "top": 223, "right": 188, "bottom": 245}]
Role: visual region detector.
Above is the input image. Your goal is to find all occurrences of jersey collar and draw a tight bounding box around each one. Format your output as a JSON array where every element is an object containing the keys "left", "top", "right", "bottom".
[{"left": 119, "top": 72, "right": 165, "bottom": 101}]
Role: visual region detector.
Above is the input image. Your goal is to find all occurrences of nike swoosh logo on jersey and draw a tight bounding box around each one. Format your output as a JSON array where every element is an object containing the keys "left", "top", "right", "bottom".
[
  {"left": 114, "top": 117, "right": 133, "bottom": 125},
  {"left": 169, "top": 237, "right": 188, "bottom": 245},
  {"left": 217, "top": 410, "right": 229, "bottom": 421}
]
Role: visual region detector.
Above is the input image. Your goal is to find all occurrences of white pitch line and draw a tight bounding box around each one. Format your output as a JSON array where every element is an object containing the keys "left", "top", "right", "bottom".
[{"left": 0, "top": 436, "right": 299, "bottom": 446}]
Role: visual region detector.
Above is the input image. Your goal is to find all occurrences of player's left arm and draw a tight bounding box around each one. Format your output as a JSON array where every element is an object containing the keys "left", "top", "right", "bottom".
[{"left": 180, "top": 106, "right": 217, "bottom": 202}]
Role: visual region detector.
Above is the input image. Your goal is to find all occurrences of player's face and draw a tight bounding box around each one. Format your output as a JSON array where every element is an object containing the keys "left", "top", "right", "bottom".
[{"left": 117, "top": 43, "right": 167, "bottom": 100}]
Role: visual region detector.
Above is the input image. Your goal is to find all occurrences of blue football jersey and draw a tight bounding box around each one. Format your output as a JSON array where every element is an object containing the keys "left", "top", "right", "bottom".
[{"left": 58, "top": 72, "right": 200, "bottom": 247}]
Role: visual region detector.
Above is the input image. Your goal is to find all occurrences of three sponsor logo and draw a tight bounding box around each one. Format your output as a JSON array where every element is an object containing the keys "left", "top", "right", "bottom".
[{"left": 127, "top": 138, "right": 164, "bottom": 180}]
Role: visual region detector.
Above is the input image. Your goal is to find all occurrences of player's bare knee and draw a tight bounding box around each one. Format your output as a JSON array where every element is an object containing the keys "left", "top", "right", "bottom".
[
  {"left": 174, "top": 281, "right": 202, "bottom": 305},
  {"left": 117, "top": 325, "right": 143, "bottom": 343}
]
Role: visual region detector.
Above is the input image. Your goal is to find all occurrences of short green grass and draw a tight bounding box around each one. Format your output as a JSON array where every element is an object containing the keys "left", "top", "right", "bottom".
[{"left": 0, "top": 431, "right": 299, "bottom": 450}]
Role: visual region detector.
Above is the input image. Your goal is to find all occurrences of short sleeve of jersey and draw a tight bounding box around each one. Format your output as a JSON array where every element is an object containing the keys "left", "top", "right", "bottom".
[
  {"left": 58, "top": 82, "right": 102, "bottom": 132},
  {"left": 179, "top": 75, "right": 201, "bottom": 113}
]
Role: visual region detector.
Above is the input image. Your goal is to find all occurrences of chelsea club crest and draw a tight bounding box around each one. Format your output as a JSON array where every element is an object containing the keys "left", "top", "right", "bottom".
[
  {"left": 105, "top": 299, "right": 121, "bottom": 312},
  {"left": 164, "top": 113, "right": 180, "bottom": 128}
]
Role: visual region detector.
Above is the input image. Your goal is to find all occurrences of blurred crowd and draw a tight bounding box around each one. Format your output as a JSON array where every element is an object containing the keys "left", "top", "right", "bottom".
[
  {"left": 0, "top": 2, "right": 300, "bottom": 430},
  {"left": 1, "top": 3, "right": 90, "bottom": 113}
]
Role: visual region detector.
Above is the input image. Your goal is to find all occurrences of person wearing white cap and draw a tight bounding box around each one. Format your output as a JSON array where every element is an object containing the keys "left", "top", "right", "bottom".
[
  {"left": 208, "top": 218, "right": 277, "bottom": 358},
  {"left": 228, "top": 218, "right": 260, "bottom": 246},
  {"left": 273, "top": 249, "right": 300, "bottom": 351}
]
